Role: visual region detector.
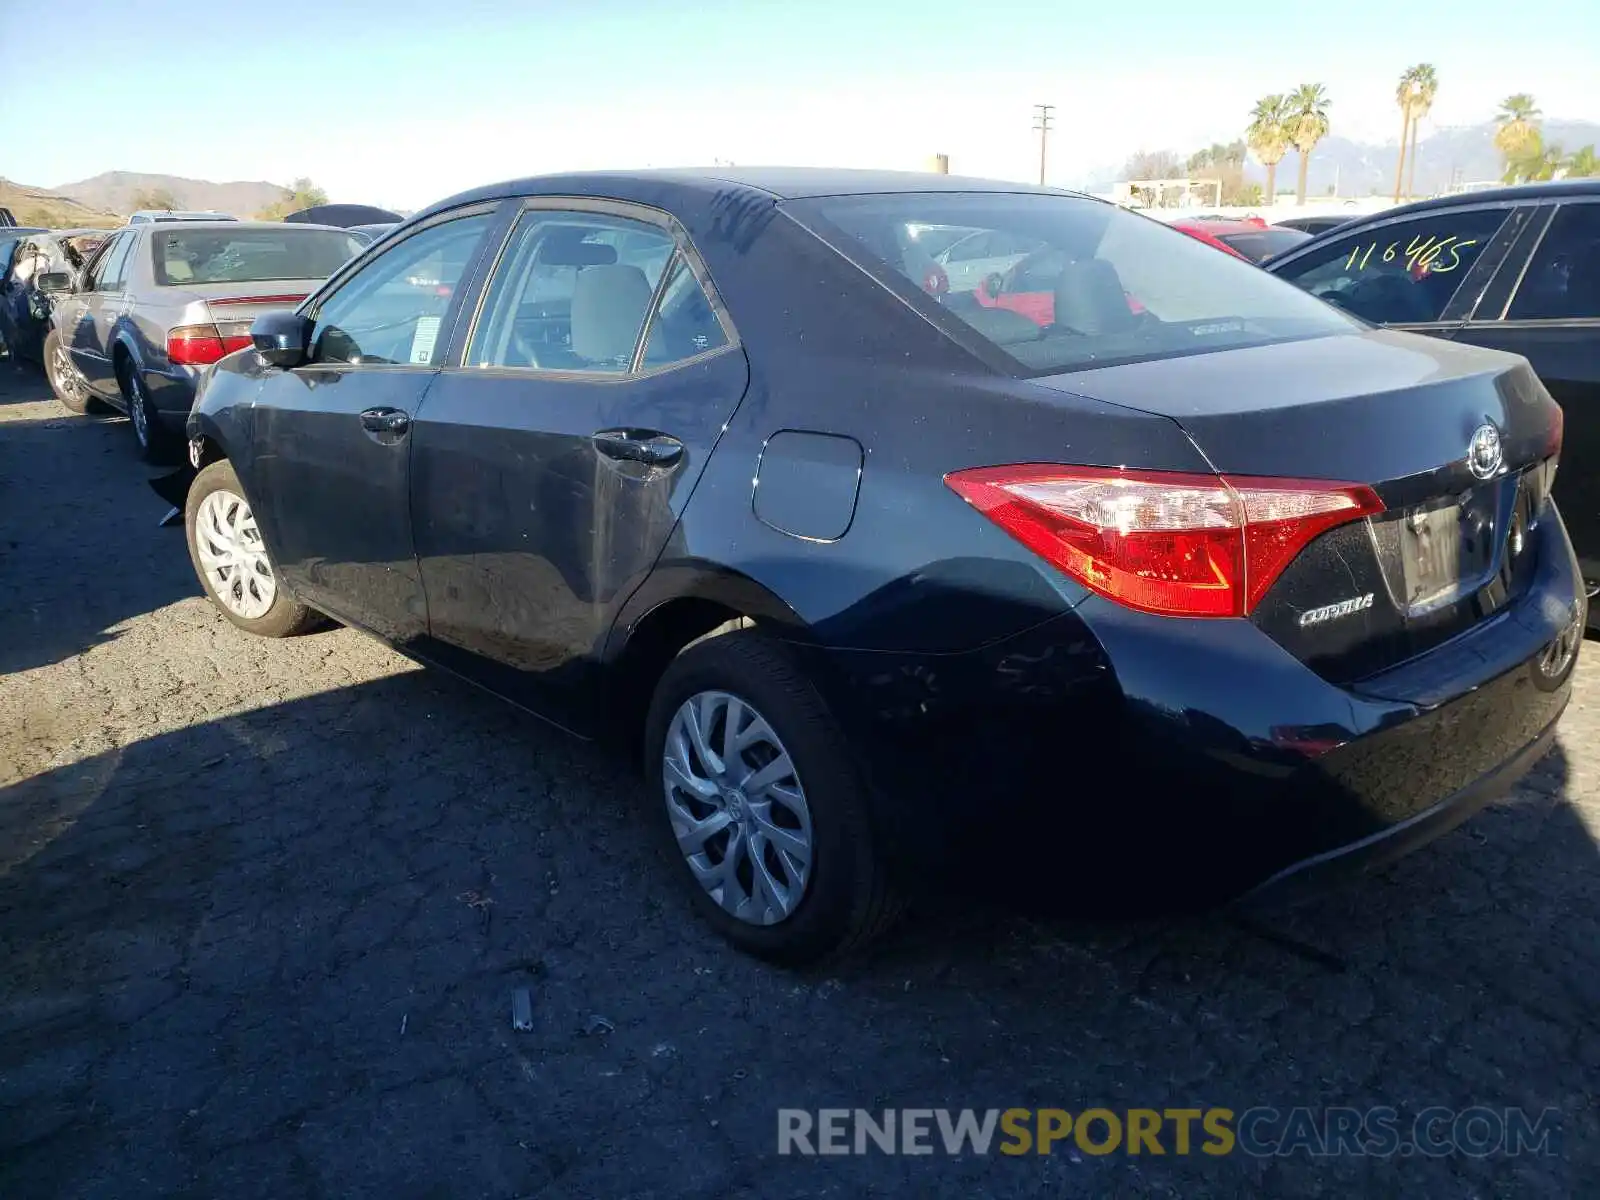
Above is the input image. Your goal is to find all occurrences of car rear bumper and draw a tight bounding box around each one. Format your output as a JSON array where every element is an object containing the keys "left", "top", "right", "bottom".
[
  {"left": 803, "top": 512, "right": 1584, "bottom": 909},
  {"left": 1237, "top": 711, "right": 1559, "bottom": 905}
]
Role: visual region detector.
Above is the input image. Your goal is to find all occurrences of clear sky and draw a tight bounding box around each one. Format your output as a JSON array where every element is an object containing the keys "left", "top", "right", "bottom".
[{"left": 3, "top": 0, "right": 1596, "bottom": 209}]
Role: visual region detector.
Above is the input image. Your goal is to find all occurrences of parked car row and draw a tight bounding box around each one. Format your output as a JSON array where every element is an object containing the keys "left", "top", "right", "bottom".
[
  {"left": 32, "top": 219, "right": 366, "bottom": 458},
  {"left": 24, "top": 168, "right": 1592, "bottom": 965}
]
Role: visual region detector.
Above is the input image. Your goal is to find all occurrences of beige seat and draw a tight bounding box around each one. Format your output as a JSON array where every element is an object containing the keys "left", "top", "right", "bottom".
[
  {"left": 164, "top": 255, "right": 194, "bottom": 282},
  {"left": 570, "top": 263, "right": 653, "bottom": 367}
]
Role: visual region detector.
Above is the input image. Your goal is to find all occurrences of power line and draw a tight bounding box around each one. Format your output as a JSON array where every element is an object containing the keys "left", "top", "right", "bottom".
[{"left": 1032, "top": 103, "right": 1055, "bottom": 186}]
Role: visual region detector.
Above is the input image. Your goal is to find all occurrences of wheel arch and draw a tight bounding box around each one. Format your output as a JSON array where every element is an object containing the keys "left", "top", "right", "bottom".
[
  {"left": 600, "top": 562, "right": 816, "bottom": 753},
  {"left": 110, "top": 330, "right": 142, "bottom": 387}
]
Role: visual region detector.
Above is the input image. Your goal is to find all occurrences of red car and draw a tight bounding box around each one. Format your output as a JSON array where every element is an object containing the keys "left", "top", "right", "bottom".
[
  {"left": 1171, "top": 216, "right": 1311, "bottom": 263},
  {"left": 951, "top": 217, "right": 1310, "bottom": 328}
]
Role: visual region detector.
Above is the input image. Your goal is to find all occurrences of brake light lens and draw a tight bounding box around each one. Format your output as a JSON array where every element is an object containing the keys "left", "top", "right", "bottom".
[
  {"left": 945, "top": 465, "right": 1384, "bottom": 618},
  {"left": 168, "top": 323, "right": 254, "bottom": 366}
]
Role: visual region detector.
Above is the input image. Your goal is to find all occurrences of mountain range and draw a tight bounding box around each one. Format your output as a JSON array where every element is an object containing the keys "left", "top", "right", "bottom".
[{"left": 53, "top": 172, "right": 291, "bottom": 219}]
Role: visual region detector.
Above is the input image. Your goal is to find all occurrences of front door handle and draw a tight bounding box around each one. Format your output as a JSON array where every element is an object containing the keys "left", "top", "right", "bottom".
[
  {"left": 359, "top": 407, "right": 411, "bottom": 436},
  {"left": 591, "top": 429, "right": 684, "bottom": 466}
]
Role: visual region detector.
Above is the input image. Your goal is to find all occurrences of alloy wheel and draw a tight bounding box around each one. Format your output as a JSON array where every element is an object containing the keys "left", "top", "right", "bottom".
[
  {"left": 127, "top": 372, "right": 150, "bottom": 447},
  {"left": 50, "top": 343, "right": 85, "bottom": 406},
  {"left": 194, "top": 489, "right": 277, "bottom": 620},
  {"left": 662, "top": 690, "right": 814, "bottom": 926}
]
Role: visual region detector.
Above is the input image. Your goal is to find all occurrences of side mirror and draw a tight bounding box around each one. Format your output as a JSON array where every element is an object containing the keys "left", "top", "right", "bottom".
[
  {"left": 251, "top": 310, "right": 313, "bottom": 368},
  {"left": 36, "top": 271, "right": 72, "bottom": 295}
]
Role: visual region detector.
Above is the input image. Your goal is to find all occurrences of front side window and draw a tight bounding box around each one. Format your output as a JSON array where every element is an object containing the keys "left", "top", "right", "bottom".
[
  {"left": 1507, "top": 204, "right": 1600, "bottom": 320},
  {"left": 1272, "top": 208, "right": 1511, "bottom": 324},
  {"left": 467, "top": 211, "right": 677, "bottom": 371},
  {"left": 152, "top": 227, "right": 363, "bottom": 287},
  {"left": 791, "top": 192, "right": 1359, "bottom": 375},
  {"left": 310, "top": 212, "right": 493, "bottom": 366}
]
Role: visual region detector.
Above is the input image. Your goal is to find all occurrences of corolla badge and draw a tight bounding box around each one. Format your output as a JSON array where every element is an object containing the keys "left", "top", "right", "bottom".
[{"left": 1467, "top": 423, "right": 1503, "bottom": 480}]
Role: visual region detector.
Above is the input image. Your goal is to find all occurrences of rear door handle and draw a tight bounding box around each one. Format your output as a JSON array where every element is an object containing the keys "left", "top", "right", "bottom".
[
  {"left": 591, "top": 429, "right": 683, "bottom": 466},
  {"left": 359, "top": 407, "right": 411, "bottom": 436}
]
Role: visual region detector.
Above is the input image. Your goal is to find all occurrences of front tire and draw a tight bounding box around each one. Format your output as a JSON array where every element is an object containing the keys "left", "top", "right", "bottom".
[
  {"left": 44, "top": 331, "right": 96, "bottom": 415},
  {"left": 643, "top": 630, "right": 900, "bottom": 965},
  {"left": 185, "top": 460, "right": 322, "bottom": 638}
]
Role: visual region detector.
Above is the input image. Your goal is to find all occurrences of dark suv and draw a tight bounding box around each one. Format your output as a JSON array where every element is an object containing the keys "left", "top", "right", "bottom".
[{"left": 1267, "top": 180, "right": 1600, "bottom": 621}]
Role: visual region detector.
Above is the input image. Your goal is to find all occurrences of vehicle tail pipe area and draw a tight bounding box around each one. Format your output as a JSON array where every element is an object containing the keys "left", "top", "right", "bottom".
[{"left": 150, "top": 466, "right": 197, "bottom": 526}]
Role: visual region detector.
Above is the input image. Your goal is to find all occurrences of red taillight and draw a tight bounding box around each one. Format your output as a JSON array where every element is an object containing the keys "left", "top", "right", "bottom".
[
  {"left": 945, "top": 465, "right": 1384, "bottom": 618},
  {"left": 168, "top": 323, "right": 253, "bottom": 365}
]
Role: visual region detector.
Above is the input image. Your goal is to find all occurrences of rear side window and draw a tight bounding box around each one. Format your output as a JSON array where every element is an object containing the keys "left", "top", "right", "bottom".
[
  {"left": 791, "top": 192, "right": 1356, "bottom": 375},
  {"left": 153, "top": 228, "right": 363, "bottom": 286},
  {"left": 1271, "top": 208, "right": 1510, "bottom": 324},
  {"left": 467, "top": 210, "right": 688, "bottom": 372},
  {"left": 641, "top": 258, "right": 728, "bottom": 366},
  {"left": 1507, "top": 204, "right": 1600, "bottom": 320}
]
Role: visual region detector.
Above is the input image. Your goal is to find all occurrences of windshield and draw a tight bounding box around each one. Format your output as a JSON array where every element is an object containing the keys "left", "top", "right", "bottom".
[
  {"left": 789, "top": 192, "right": 1358, "bottom": 375},
  {"left": 152, "top": 228, "right": 364, "bottom": 286},
  {"left": 1216, "top": 228, "right": 1312, "bottom": 263}
]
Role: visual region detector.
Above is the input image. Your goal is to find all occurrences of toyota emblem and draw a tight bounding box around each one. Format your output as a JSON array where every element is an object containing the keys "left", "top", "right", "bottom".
[{"left": 1467, "top": 424, "right": 1503, "bottom": 480}]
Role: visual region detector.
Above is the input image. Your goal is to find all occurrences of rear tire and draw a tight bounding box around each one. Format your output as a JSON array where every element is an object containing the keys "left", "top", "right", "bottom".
[
  {"left": 118, "top": 359, "right": 179, "bottom": 464},
  {"left": 185, "top": 459, "right": 323, "bottom": 638},
  {"left": 643, "top": 630, "right": 901, "bottom": 965},
  {"left": 44, "top": 331, "right": 97, "bottom": 415}
]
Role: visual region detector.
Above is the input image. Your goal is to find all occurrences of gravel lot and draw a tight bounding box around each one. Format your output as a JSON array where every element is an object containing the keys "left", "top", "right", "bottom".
[{"left": 2, "top": 359, "right": 1597, "bottom": 1198}]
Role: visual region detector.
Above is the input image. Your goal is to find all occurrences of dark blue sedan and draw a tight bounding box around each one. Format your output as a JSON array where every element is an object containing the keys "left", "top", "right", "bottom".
[{"left": 178, "top": 168, "right": 1585, "bottom": 962}]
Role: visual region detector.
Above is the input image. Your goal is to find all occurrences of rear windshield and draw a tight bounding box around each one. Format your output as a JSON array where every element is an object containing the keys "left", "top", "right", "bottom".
[
  {"left": 152, "top": 227, "right": 363, "bottom": 286},
  {"left": 789, "top": 192, "right": 1357, "bottom": 375},
  {"left": 1216, "top": 228, "right": 1312, "bottom": 262}
]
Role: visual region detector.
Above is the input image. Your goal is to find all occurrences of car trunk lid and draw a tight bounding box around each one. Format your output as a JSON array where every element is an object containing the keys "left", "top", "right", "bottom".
[{"left": 1033, "top": 330, "right": 1566, "bottom": 683}]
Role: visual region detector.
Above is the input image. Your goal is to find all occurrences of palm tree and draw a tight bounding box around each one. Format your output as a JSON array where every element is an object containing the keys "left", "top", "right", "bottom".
[
  {"left": 1494, "top": 94, "right": 1542, "bottom": 172},
  {"left": 1287, "top": 83, "right": 1331, "bottom": 205},
  {"left": 1567, "top": 145, "right": 1600, "bottom": 178},
  {"left": 1392, "top": 71, "right": 1419, "bottom": 202},
  {"left": 1503, "top": 132, "right": 1568, "bottom": 183},
  {"left": 1247, "top": 94, "right": 1292, "bottom": 203},
  {"left": 1405, "top": 64, "right": 1438, "bottom": 200}
]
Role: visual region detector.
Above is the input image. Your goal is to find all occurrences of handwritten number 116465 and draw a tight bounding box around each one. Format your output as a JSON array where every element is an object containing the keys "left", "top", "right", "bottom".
[{"left": 1344, "top": 233, "right": 1478, "bottom": 275}]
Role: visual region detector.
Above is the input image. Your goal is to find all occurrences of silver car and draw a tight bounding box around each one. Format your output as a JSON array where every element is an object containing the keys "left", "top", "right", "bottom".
[{"left": 40, "top": 220, "right": 365, "bottom": 460}]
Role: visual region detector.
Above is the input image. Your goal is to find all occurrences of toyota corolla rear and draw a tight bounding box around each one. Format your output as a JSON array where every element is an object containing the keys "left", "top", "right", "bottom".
[{"left": 777, "top": 188, "right": 1585, "bottom": 905}]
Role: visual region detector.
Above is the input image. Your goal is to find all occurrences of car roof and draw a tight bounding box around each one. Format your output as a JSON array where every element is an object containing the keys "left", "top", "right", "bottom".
[
  {"left": 1366, "top": 179, "right": 1600, "bottom": 218},
  {"left": 417, "top": 166, "right": 1085, "bottom": 220},
  {"left": 128, "top": 220, "right": 350, "bottom": 234}
]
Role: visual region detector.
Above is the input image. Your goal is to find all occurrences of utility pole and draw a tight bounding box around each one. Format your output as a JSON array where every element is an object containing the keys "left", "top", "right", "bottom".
[{"left": 1033, "top": 103, "right": 1055, "bottom": 185}]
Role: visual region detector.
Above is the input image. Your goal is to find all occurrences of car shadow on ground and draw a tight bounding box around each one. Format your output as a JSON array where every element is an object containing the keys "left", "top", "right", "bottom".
[
  {"left": 0, "top": 363, "right": 189, "bottom": 676},
  {"left": 2, "top": 660, "right": 1594, "bottom": 1198}
]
